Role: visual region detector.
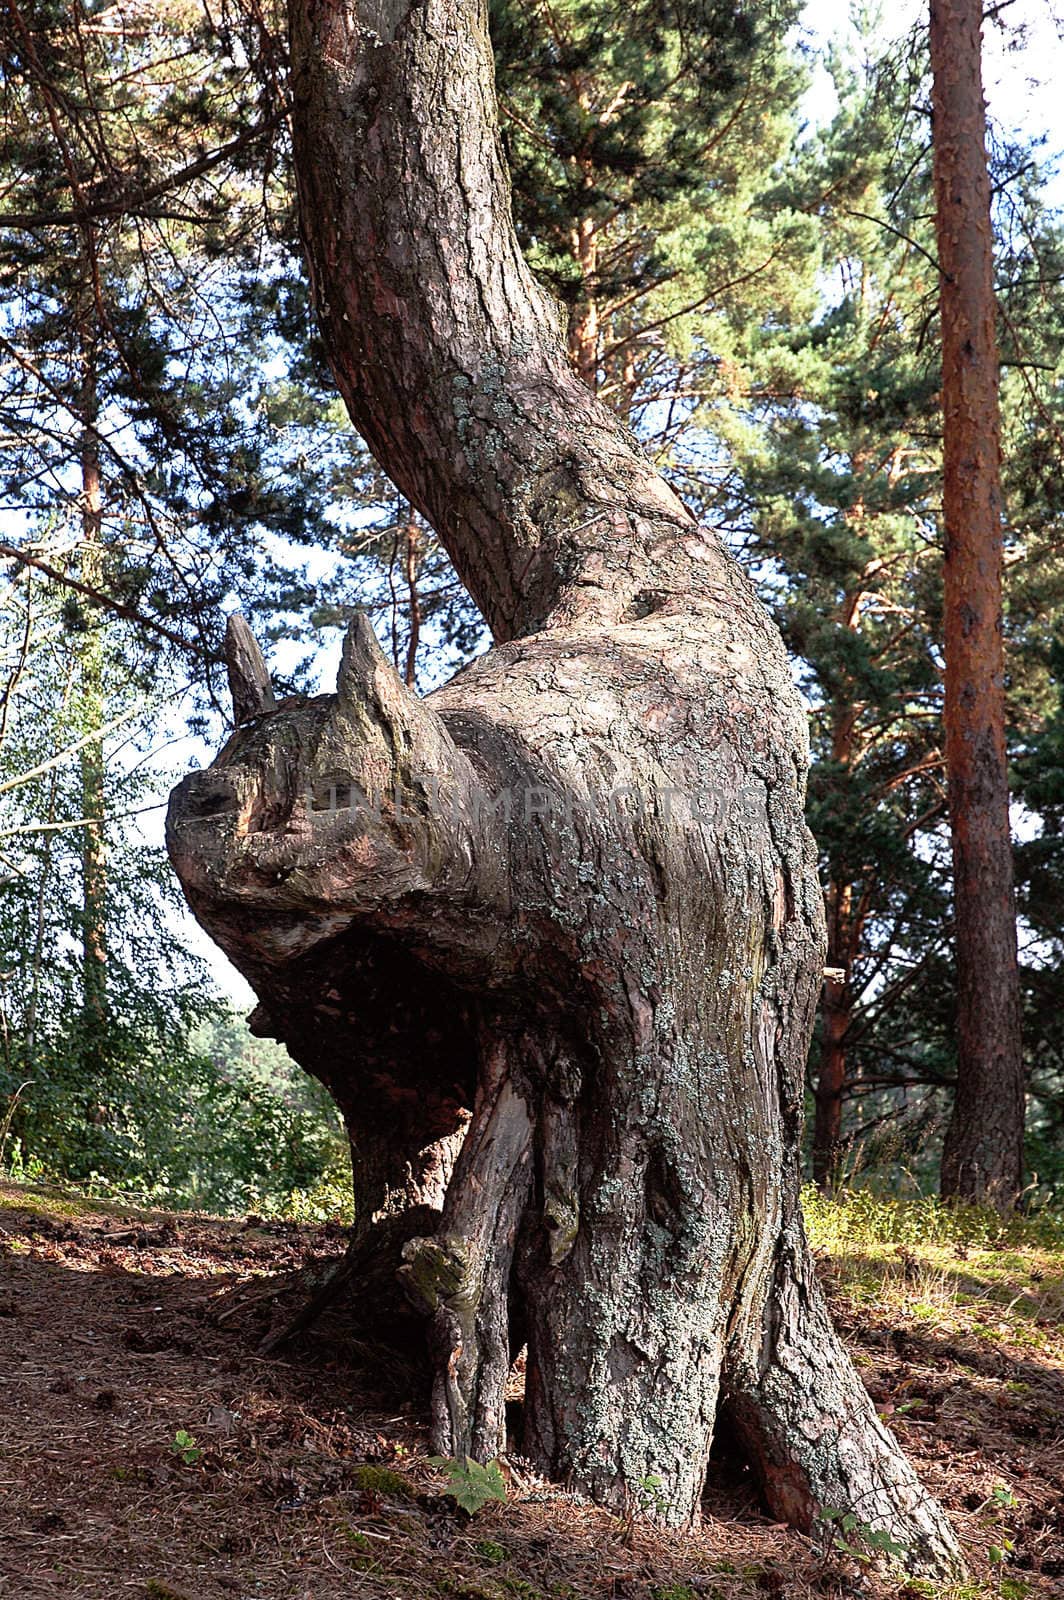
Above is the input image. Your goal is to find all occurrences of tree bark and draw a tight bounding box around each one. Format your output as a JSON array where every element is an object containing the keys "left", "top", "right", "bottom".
[
  {"left": 813, "top": 964, "right": 849, "bottom": 1191},
  {"left": 166, "top": 0, "right": 962, "bottom": 1571},
  {"left": 76, "top": 279, "right": 107, "bottom": 1056},
  {"left": 930, "top": 0, "right": 1025, "bottom": 1209}
]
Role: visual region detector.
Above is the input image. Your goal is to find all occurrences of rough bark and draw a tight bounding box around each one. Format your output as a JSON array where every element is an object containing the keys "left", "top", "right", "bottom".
[
  {"left": 930, "top": 0, "right": 1025, "bottom": 1209},
  {"left": 166, "top": 0, "right": 963, "bottom": 1572},
  {"left": 225, "top": 614, "right": 278, "bottom": 725}
]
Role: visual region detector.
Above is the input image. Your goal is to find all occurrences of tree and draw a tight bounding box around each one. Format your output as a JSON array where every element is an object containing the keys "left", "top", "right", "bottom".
[
  {"left": 930, "top": 0, "right": 1024, "bottom": 1207},
  {"left": 0, "top": 564, "right": 350, "bottom": 1208},
  {"left": 0, "top": 0, "right": 344, "bottom": 689},
  {"left": 728, "top": 35, "right": 952, "bottom": 1189},
  {"left": 329, "top": 0, "right": 816, "bottom": 679},
  {"left": 0, "top": 563, "right": 211, "bottom": 1180},
  {"left": 492, "top": 0, "right": 809, "bottom": 406},
  {"left": 737, "top": 19, "right": 1064, "bottom": 1195},
  {"left": 166, "top": 0, "right": 962, "bottom": 1568}
]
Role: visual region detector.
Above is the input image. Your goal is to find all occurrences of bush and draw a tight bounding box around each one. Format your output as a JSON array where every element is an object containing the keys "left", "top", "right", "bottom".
[{"left": 1, "top": 1006, "right": 352, "bottom": 1219}]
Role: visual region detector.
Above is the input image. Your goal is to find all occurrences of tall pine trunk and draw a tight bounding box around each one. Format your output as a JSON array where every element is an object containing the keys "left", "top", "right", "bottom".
[
  {"left": 168, "top": 0, "right": 962, "bottom": 1571},
  {"left": 930, "top": 0, "right": 1024, "bottom": 1209},
  {"left": 813, "top": 915, "right": 851, "bottom": 1190},
  {"left": 76, "top": 281, "right": 107, "bottom": 1053},
  {"left": 812, "top": 599, "right": 862, "bottom": 1190},
  {"left": 811, "top": 568, "right": 871, "bottom": 1191}
]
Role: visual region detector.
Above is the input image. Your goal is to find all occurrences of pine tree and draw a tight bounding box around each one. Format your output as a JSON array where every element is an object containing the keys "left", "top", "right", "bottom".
[
  {"left": 347, "top": 0, "right": 818, "bottom": 675},
  {"left": 0, "top": 0, "right": 339, "bottom": 683},
  {"left": 718, "top": 35, "right": 952, "bottom": 1187},
  {"left": 931, "top": 0, "right": 1024, "bottom": 1209},
  {"left": 493, "top": 0, "right": 813, "bottom": 421},
  {"left": 733, "top": 17, "right": 1064, "bottom": 1193}
]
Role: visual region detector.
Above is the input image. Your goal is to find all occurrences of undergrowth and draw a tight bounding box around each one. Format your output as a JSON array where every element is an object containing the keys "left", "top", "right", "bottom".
[{"left": 802, "top": 1185, "right": 1064, "bottom": 1251}]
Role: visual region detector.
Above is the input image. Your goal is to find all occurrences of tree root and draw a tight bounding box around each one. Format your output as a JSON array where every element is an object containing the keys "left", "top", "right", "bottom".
[
  {"left": 256, "top": 1206, "right": 442, "bottom": 1355},
  {"left": 399, "top": 1062, "right": 532, "bottom": 1459}
]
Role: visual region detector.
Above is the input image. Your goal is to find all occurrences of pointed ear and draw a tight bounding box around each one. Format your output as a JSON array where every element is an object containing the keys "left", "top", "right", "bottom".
[
  {"left": 224, "top": 614, "right": 277, "bottom": 725},
  {"left": 336, "top": 610, "right": 392, "bottom": 705}
]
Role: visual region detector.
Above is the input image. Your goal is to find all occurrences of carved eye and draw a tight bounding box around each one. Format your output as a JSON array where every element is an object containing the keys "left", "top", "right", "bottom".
[
  {"left": 247, "top": 797, "right": 293, "bottom": 833},
  {"left": 307, "top": 774, "right": 356, "bottom": 813},
  {"left": 190, "top": 777, "right": 238, "bottom": 819}
]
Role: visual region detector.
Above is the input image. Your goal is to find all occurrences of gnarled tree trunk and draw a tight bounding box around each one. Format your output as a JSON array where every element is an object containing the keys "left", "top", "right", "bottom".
[{"left": 166, "top": 0, "right": 962, "bottom": 1572}]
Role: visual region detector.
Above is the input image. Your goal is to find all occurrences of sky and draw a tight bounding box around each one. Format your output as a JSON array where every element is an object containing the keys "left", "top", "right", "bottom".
[
  {"left": 802, "top": 0, "right": 1064, "bottom": 205},
  {"left": 171, "top": 0, "right": 1064, "bottom": 1007}
]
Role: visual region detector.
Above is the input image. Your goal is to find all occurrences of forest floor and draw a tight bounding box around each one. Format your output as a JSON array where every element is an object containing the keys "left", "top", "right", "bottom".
[{"left": 0, "top": 1181, "right": 1062, "bottom": 1600}]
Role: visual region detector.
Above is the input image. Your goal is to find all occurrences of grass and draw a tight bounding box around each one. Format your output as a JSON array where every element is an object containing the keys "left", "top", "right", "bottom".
[
  {"left": 802, "top": 1184, "right": 1064, "bottom": 1251},
  {"left": 803, "top": 1185, "right": 1064, "bottom": 1360}
]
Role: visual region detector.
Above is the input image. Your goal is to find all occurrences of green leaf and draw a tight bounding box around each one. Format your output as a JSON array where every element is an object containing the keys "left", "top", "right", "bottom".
[
  {"left": 864, "top": 1528, "right": 907, "bottom": 1557},
  {"left": 429, "top": 1455, "right": 507, "bottom": 1515},
  {"left": 169, "top": 1429, "right": 202, "bottom": 1465}
]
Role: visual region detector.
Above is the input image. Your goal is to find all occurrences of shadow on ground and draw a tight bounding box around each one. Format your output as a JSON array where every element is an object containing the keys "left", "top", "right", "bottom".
[{"left": 1, "top": 1184, "right": 1061, "bottom": 1599}]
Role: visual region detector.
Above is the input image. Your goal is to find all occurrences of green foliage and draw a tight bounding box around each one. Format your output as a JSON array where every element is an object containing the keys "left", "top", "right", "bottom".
[
  {"left": 179, "top": 1012, "right": 351, "bottom": 1217},
  {"left": 631, "top": 1473, "right": 670, "bottom": 1519},
  {"left": 0, "top": 1010, "right": 351, "bottom": 1218},
  {"left": 726, "top": 29, "right": 957, "bottom": 1184},
  {"left": 0, "top": 0, "right": 336, "bottom": 675},
  {"left": 713, "top": 15, "right": 1064, "bottom": 1188},
  {"left": 802, "top": 1185, "right": 1064, "bottom": 1253},
  {"left": 0, "top": 537, "right": 350, "bottom": 1218},
  {"left": 427, "top": 1456, "right": 508, "bottom": 1515},
  {"left": 820, "top": 1506, "right": 907, "bottom": 1564},
  {"left": 493, "top": 0, "right": 814, "bottom": 443},
  {"left": 169, "top": 1430, "right": 202, "bottom": 1467}
]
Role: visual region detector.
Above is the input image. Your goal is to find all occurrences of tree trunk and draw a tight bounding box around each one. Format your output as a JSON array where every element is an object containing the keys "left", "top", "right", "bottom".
[
  {"left": 569, "top": 208, "right": 599, "bottom": 390},
  {"left": 76, "top": 283, "right": 107, "bottom": 1054},
  {"left": 811, "top": 573, "right": 869, "bottom": 1192},
  {"left": 813, "top": 963, "right": 849, "bottom": 1191},
  {"left": 930, "top": 0, "right": 1024, "bottom": 1209},
  {"left": 812, "top": 684, "right": 859, "bottom": 1191},
  {"left": 167, "top": 0, "right": 962, "bottom": 1571}
]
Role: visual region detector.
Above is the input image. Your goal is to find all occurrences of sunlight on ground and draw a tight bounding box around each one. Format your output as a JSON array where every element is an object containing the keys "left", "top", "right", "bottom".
[{"left": 2, "top": 1179, "right": 1062, "bottom": 1597}]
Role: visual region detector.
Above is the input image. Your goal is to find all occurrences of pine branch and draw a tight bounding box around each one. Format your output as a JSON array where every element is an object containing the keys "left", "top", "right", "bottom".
[{"left": 0, "top": 542, "right": 194, "bottom": 651}]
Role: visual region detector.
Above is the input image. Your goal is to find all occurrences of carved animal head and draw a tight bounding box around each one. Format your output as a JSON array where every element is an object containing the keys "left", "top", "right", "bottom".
[{"left": 166, "top": 614, "right": 474, "bottom": 968}]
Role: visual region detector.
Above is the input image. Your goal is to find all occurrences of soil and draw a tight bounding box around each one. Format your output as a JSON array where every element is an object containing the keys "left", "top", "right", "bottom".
[{"left": 1, "top": 1181, "right": 1060, "bottom": 1599}]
